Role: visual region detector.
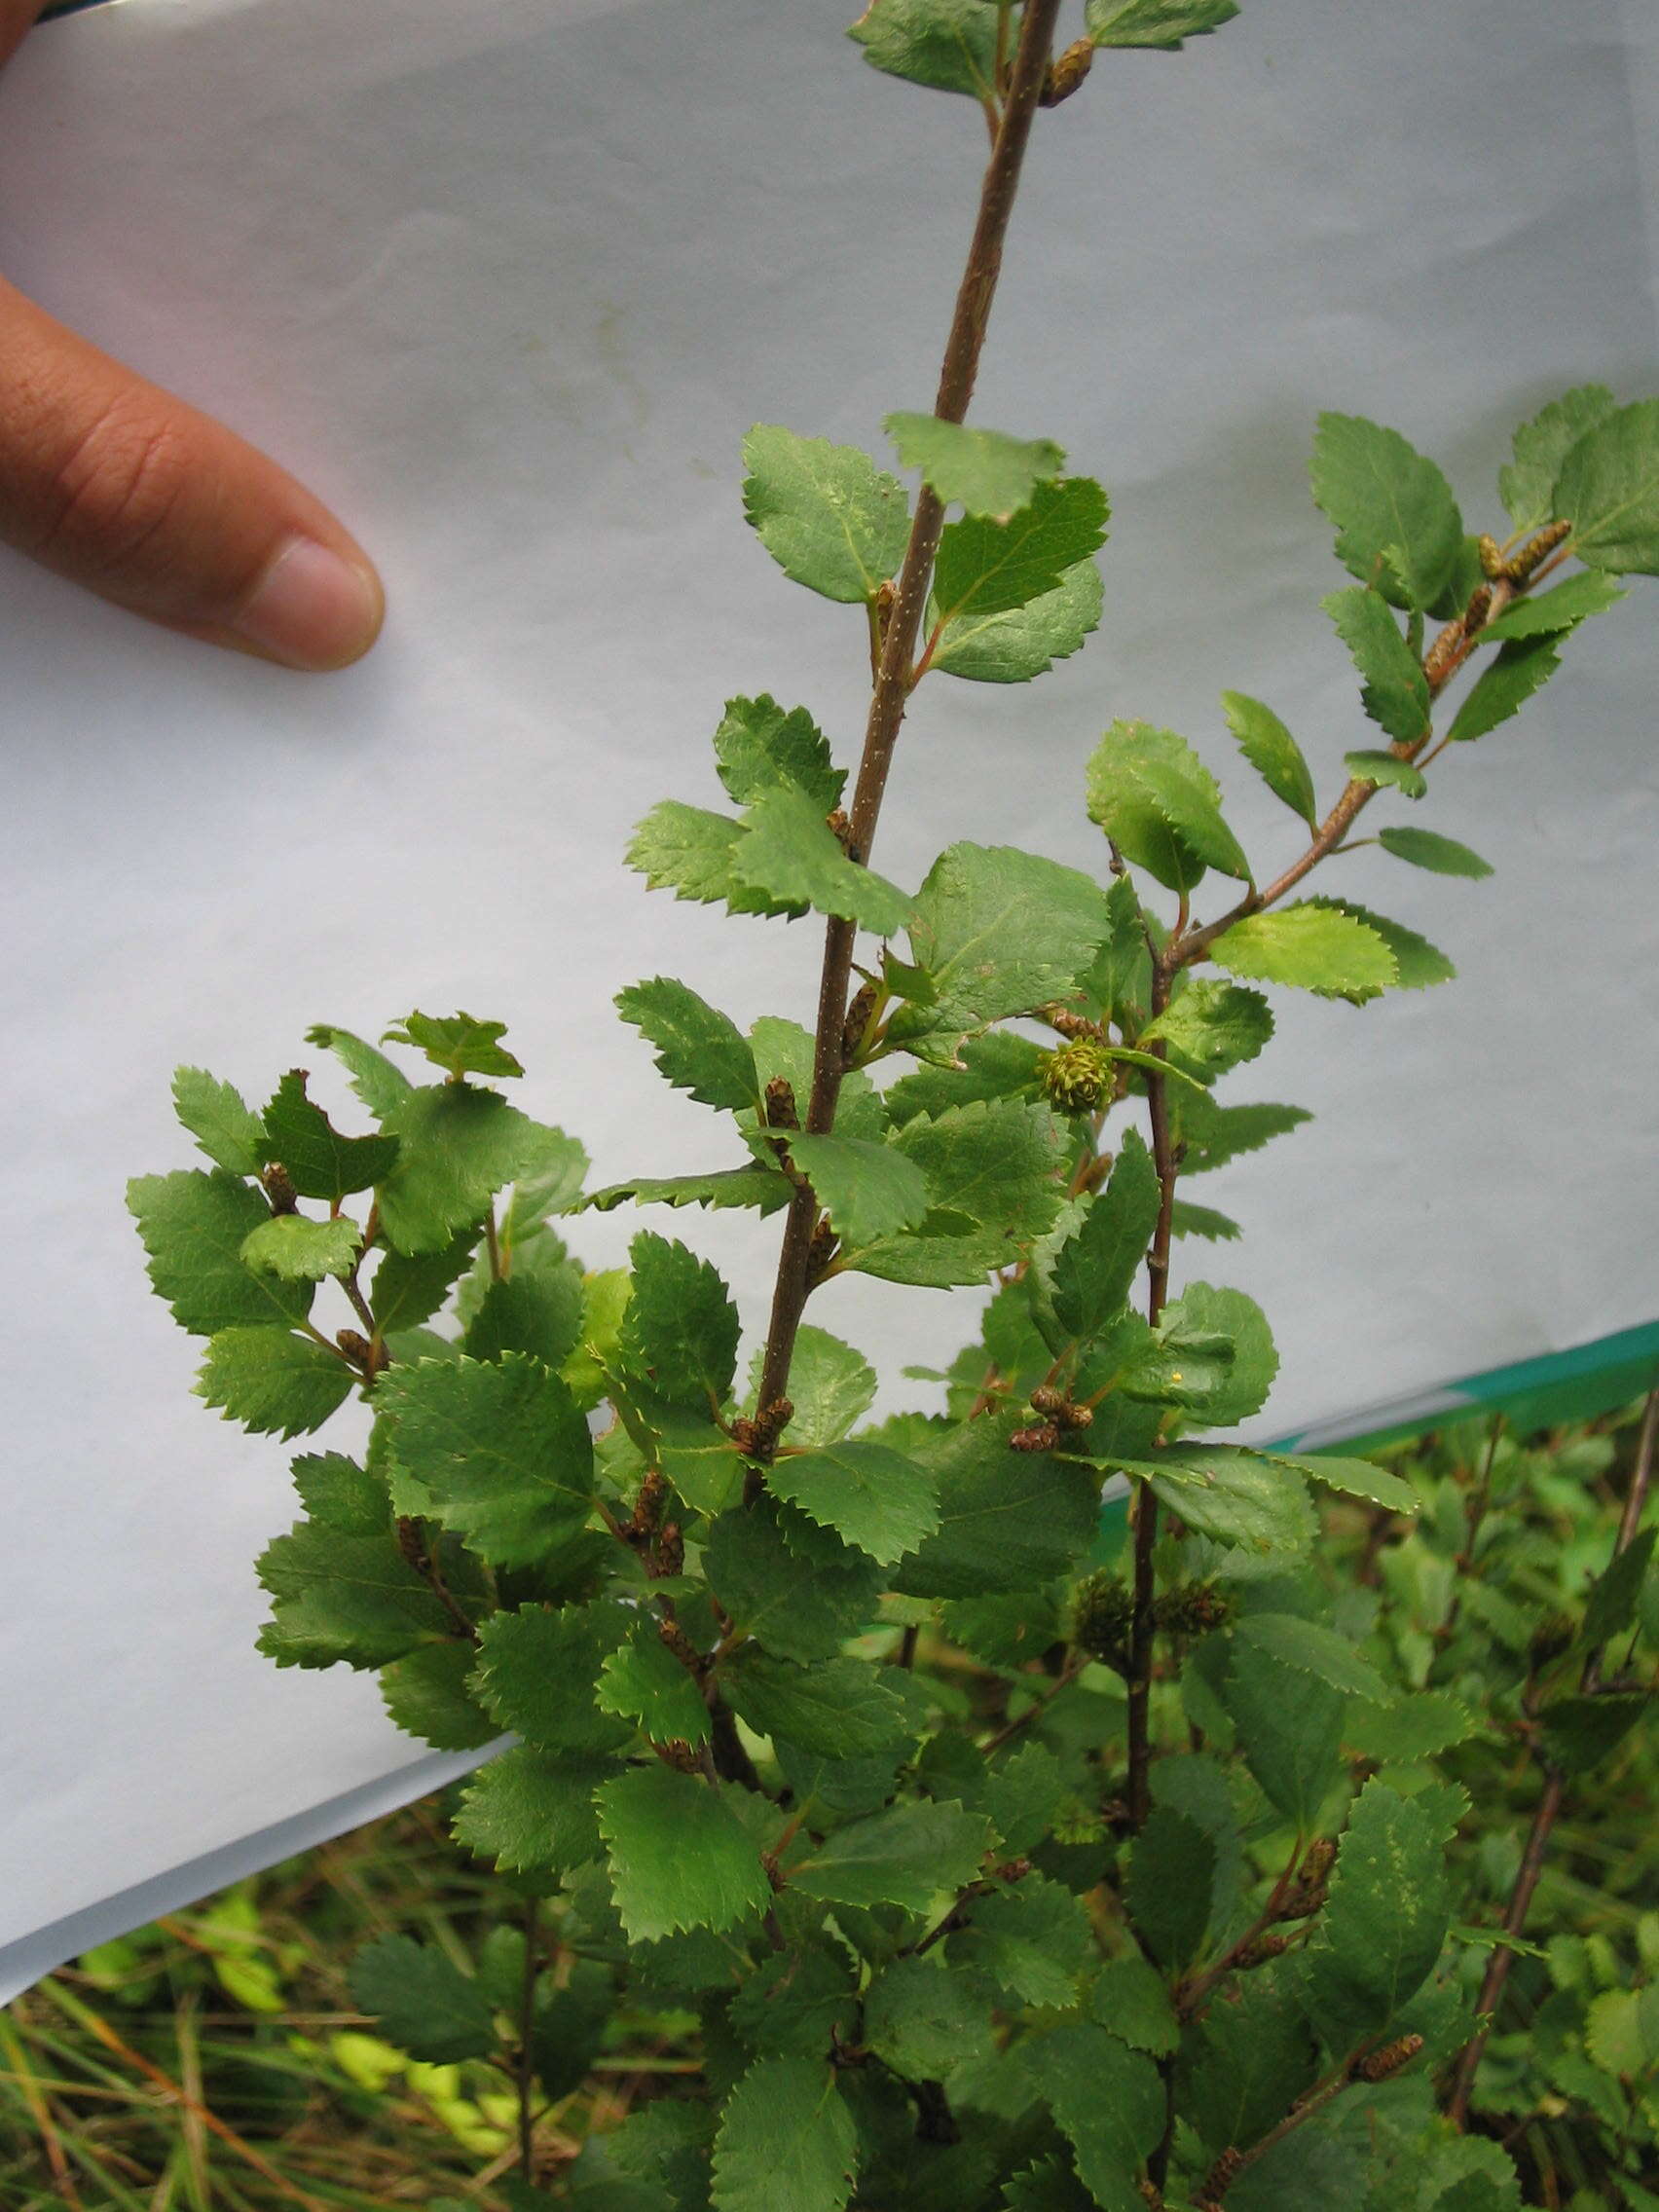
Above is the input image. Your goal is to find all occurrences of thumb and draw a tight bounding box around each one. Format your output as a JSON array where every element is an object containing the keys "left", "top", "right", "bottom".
[{"left": 0, "top": 276, "right": 384, "bottom": 670}]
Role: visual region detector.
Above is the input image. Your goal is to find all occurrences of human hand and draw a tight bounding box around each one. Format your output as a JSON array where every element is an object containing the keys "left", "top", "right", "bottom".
[{"left": 0, "top": 0, "right": 383, "bottom": 670}]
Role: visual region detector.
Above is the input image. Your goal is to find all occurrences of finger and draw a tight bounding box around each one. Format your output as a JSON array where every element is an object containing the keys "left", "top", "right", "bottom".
[
  {"left": 0, "top": 276, "right": 384, "bottom": 670},
  {"left": 0, "top": 0, "right": 46, "bottom": 68}
]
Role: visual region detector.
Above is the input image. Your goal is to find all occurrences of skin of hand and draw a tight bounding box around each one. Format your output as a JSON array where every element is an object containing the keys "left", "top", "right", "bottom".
[{"left": 0, "top": 0, "right": 384, "bottom": 670}]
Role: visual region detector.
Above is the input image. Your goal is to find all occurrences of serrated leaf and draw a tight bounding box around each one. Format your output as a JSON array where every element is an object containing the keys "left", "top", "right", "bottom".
[
  {"left": 930, "top": 555, "right": 1103, "bottom": 682},
  {"left": 742, "top": 424, "right": 910, "bottom": 603},
  {"left": 934, "top": 476, "right": 1109, "bottom": 622},
  {"left": 350, "top": 1936, "right": 496, "bottom": 2064},
  {"left": 304, "top": 1024, "right": 416, "bottom": 1120},
  {"left": 953, "top": 1875, "right": 1094, "bottom": 2009},
  {"left": 1584, "top": 1986, "right": 1659, "bottom": 2079},
  {"left": 889, "top": 842, "right": 1113, "bottom": 1061},
  {"left": 705, "top": 1498, "right": 881, "bottom": 1664},
  {"left": 768, "top": 1440, "right": 939, "bottom": 1566},
  {"left": 885, "top": 413, "right": 1064, "bottom": 517},
  {"left": 849, "top": 1096, "right": 1068, "bottom": 1284},
  {"left": 1446, "top": 634, "right": 1562, "bottom": 743},
  {"left": 452, "top": 1747, "right": 611, "bottom": 1874},
  {"left": 616, "top": 977, "right": 760, "bottom": 1114},
  {"left": 1219, "top": 1639, "right": 1346, "bottom": 1826},
  {"left": 1299, "top": 896, "right": 1454, "bottom": 999},
  {"left": 1121, "top": 1447, "right": 1314, "bottom": 1561},
  {"left": 197, "top": 1327, "right": 354, "bottom": 1439},
  {"left": 1208, "top": 902, "right": 1397, "bottom": 995},
  {"left": 1127, "top": 1805, "right": 1216, "bottom": 1969},
  {"left": 1002, "top": 2157, "right": 1095, "bottom": 2212},
  {"left": 469, "top": 1600, "right": 633, "bottom": 1754},
  {"left": 849, "top": 0, "right": 998, "bottom": 99},
  {"left": 1309, "top": 413, "right": 1464, "bottom": 610},
  {"left": 723, "top": 1653, "right": 913, "bottom": 1760},
  {"left": 1582, "top": 1527, "right": 1657, "bottom": 1649},
  {"left": 1344, "top": 748, "right": 1426, "bottom": 799},
  {"left": 1090, "top": 1956, "right": 1179, "bottom": 2056},
  {"left": 610, "top": 1380, "right": 745, "bottom": 1518},
  {"left": 790, "top": 1798, "right": 992, "bottom": 1912},
  {"left": 1235, "top": 1613, "right": 1389, "bottom": 1702},
  {"left": 1160, "top": 1279, "right": 1277, "bottom": 1424},
  {"left": 129, "top": 1169, "right": 316, "bottom": 1337},
  {"left": 383, "top": 1012, "right": 523, "bottom": 1083},
  {"left": 864, "top": 1955, "right": 993, "bottom": 2081},
  {"left": 171, "top": 1066, "right": 266, "bottom": 1175},
  {"left": 597, "top": 1625, "right": 713, "bottom": 1749},
  {"left": 1499, "top": 384, "right": 1616, "bottom": 535},
  {"left": 254, "top": 1519, "right": 451, "bottom": 1667},
  {"left": 261, "top": 1070, "right": 399, "bottom": 1205},
  {"left": 1049, "top": 1128, "right": 1159, "bottom": 1343},
  {"left": 755, "top": 1326, "right": 877, "bottom": 1448},
  {"left": 463, "top": 1263, "right": 585, "bottom": 1372},
  {"left": 892, "top": 1414, "right": 1100, "bottom": 1599},
  {"left": 290, "top": 1450, "right": 387, "bottom": 1532},
  {"left": 786, "top": 1132, "right": 932, "bottom": 1247},
  {"left": 1174, "top": 1093, "right": 1311, "bottom": 1173},
  {"left": 1222, "top": 690, "right": 1318, "bottom": 830},
  {"left": 1184, "top": 1978, "right": 1318, "bottom": 2157},
  {"left": 1170, "top": 1198, "right": 1240, "bottom": 1241},
  {"left": 374, "top": 1082, "right": 536, "bottom": 1256},
  {"left": 1555, "top": 396, "right": 1659, "bottom": 572},
  {"left": 625, "top": 799, "right": 798, "bottom": 918},
  {"left": 1028, "top": 2022, "right": 1165, "bottom": 2212},
  {"left": 731, "top": 785, "right": 913, "bottom": 937},
  {"left": 1087, "top": 719, "right": 1250, "bottom": 890},
  {"left": 1343, "top": 1692, "right": 1477, "bottom": 1762},
  {"left": 583, "top": 1165, "right": 792, "bottom": 1217},
  {"left": 1139, "top": 979, "right": 1272, "bottom": 1082},
  {"left": 1377, "top": 826, "right": 1493, "bottom": 878},
  {"left": 1263, "top": 1449, "right": 1417, "bottom": 1514},
  {"left": 1301, "top": 1778, "right": 1450, "bottom": 2050},
  {"left": 728, "top": 1946, "right": 857, "bottom": 2062},
  {"left": 714, "top": 693, "right": 845, "bottom": 815},
  {"left": 1538, "top": 1690, "right": 1646, "bottom": 1774},
  {"left": 597, "top": 1767, "right": 771, "bottom": 1941},
  {"left": 379, "top": 1641, "right": 498, "bottom": 1751},
  {"left": 376, "top": 1353, "right": 596, "bottom": 1568},
  {"left": 711, "top": 2055, "right": 857, "bottom": 2212},
  {"left": 1476, "top": 570, "right": 1626, "bottom": 641},
  {"left": 370, "top": 1228, "right": 481, "bottom": 1335},
  {"left": 620, "top": 1231, "right": 740, "bottom": 1414},
  {"left": 240, "top": 1213, "right": 361, "bottom": 1282},
  {"left": 1087, "top": 0, "right": 1239, "bottom": 49},
  {"left": 1323, "top": 586, "right": 1431, "bottom": 744}
]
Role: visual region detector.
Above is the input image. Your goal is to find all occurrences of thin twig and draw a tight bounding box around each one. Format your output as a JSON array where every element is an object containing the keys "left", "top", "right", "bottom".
[{"left": 1125, "top": 966, "right": 1177, "bottom": 1835}]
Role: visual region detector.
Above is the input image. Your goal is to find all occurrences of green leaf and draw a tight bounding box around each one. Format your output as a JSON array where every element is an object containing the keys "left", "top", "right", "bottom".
[
  {"left": 1089, "top": 1956, "right": 1179, "bottom": 2056},
  {"left": 1475, "top": 570, "right": 1626, "bottom": 641},
  {"left": 1120, "top": 1448, "right": 1314, "bottom": 1563},
  {"left": 503, "top": 1123, "right": 590, "bottom": 1232},
  {"left": 616, "top": 977, "right": 759, "bottom": 1114},
  {"left": 1343, "top": 1692, "right": 1477, "bottom": 1763},
  {"left": 582, "top": 1166, "right": 792, "bottom": 1218},
  {"left": 304, "top": 1023, "right": 415, "bottom": 1119},
  {"left": 1002, "top": 2157, "right": 1095, "bottom": 2212},
  {"left": 383, "top": 1012, "right": 524, "bottom": 1083},
  {"left": 240, "top": 1214, "right": 361, "bottom": 1283},
  {"left": 864, "top": 1956, "right": 992, "bottom": 2081},
  {"left": 1377, "top": 826, "right": 1493, "bottom": 878},
  {"left": 609, "top": 1381, "right": 745, "bottom": 1518},
  {"left": 254, "top": 1520, "right": 451, "bottom": 1667},
  {"left": 376, "top": 1353, "right": 596, "bottom": 1568},
  {"left": 171, "top": 1066, "right": 266, "bottom": 1175},
  {"left": 1263, "top": 1448, "right": 1417, "bottom": 1514},
  {"left": 379, "top": 1641, "right": 498, "bottom": 1751},
  {"left": 728, "top": 1947, "right": 857, "bottom": 2059},
  {"left": 1343, "top": 749, "right": 1426, "bottom": 799},
  {"left": 1126, "top": 1805, "right": 1216, "bottom": 1969},
  {"left": 1555, "top": 396, "right": 1659, "bottom": 572},
  {"left": 1584, "top": 1985, "right": 1659, "bottom": 2079},
  {"left": 1087, "top": 0, "right": 1239, "bottom": 49},
  {"left": 1298, "top": 896, "right": 1454, "bottom": 998},
  {"left": 731, "top": 786, "right": 914, "bottom": 938},
  {"left": 756, "top": 1326, "right": 877, "bottom": 1448},
  {"left": 1174, "top": 1094, "right": 1311, "bottom": 1174},
  {"left": 129, "top": 1169, "right": 316, "bottom": 1336},
  {"left": 933, "top": 476, "right": 1109, "bottom": 621},
  {"left": 1028, "top": 2022, "right": 1165, "bottom": 2212},
  {"left": 1323, "top": 587, "right": 1431, "bottom": 744},
  {"left": 621, "top": 1232, "right": 740, "bottom": 1412},
  {"left": 197, "top": 1328, "right": 354, "bottom": 1439},
  {"left": 290, "top": 1450, "right": 387, "bottom": 1532},
  {"left": 1582, "top": 1527, "right": 1657, "bottom": 1649},
  {"left": 1222, "top": 691, "right": 1318, "bottom": 830},
  {"left": 1139, "top": 980, "right": 1272, "bottom": 1082},
  {"left": 596, "top": 1767, "right": 771, "bottom": 1941},
  {"left": 1309, "top": 413, "right": 1464, "bottom": 610},
  {"left": 786, "top": 1132, "right": 932, "bottom": 1247},
  {"left": 711, "top": 2056, "right": 857, "bottom": 2212},
  {"left": 768, "top": 1441, "right": 939, "bottom": 1567},
  {"left": 1207, "top": 902, "right": 1397, "bottom": 996},
  {"left": 742, "top": 424, "right": 910, "bottom": 603},
  {"left": 1537, "top": 1691, "right": 1646, "bottom": 1775},
  {"left": 260, "top": 1070, "right": 399, "bottom": 1204},
  {"left": 1446, "top": 634, "right": 1562, "bottom": 743},
  {"left": 889, "top": 843, "right": 1113, "bottom": 1061},
  {"left": 790, "top": 1799, "right": 992, "bottom": 1912},
  {"left": 705, "top": 1498, "right": 881, "bottom": 1665},
  {"left": 849, "top": 0, "right": 998, "bottom": 99},
  {"left": 714, "top": 694, "right": 845, "bottom": 816},
  {"left": 1159, "top": 1279, "right": 1277, "bottom": 1424},
  {"left": 954, "top": 1875, "right": 1095, "bottom": 2009},
  {"left": 468, "top": 1600, "right": 633, "bottom": 1754},
  {"left": 1183, "top": 1978, "right": 1318, "bottom": 2157},
  {"left": 1235, "top": 1613, "right": 1389, "bottom": 1703},
  {"left": 1170, "top": 1198, "right": 1240, "bottom": 1241},
  {"left": 1220, "top": 1639, "right": 1346, "bottom": 1826},
  {"left": 1050, "top": 1128, "right": 1160, "bottom": 1343},
  {"left": 370, "top": 1228, "right": 482, "bottom": 1335},
  {"left": 597, "top": 1626, "right": 714, "bottom": 1750},
  {"left": 1086, "top": 719, "right": 1251, "bottom": 891},
  {"left": 1301, "top": 1778, "right": 1450, "bottom": 2049},
  {"left": 464, "top": 1263, "right": 585, "bottom": 1372},
  {"left": 349, "top": 1936, "right": 496, "bottom": 2064},
  {"left": 1499, "top": 384, "right": 1616, "bottom": 535},
  {"left": 891, "top": 1413, "right": 1101, "bottom": 1598},
  {"left": 452, "top": 1748, "right": 611, "bottom": 1875},
  {"left": 722, "top": 1653, "right": 913, "bottom": 1760},
  {"left": 625, "top": 799, "right": 798, "bottom": 918},
  {"left": 885, "top": 413, "right": 1064, "bottom": 517},
  {"left": 374, "top": 1082, "right": 536, "bottom": 1255},
  {"left": 848, "top": 1097, "right": 1068, "bottom": 1284},
  {"left": 930, "top": 555, "right": 1103, "bottom": 682}
]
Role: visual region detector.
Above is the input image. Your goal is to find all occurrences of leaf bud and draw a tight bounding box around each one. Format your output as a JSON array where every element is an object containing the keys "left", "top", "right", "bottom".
[
  {"left": 1464, "top": 583, "right": 1493, "bottom": 633},
  {"left": 1356, "top": 2032, "right": 1423, "bottom": 2083},
  {"left": 1040, "top": 1038, "right": 1114, "bottom": 1114},
  {"left": 1041, "top": 37, "right": 1094, "bottom": 106},
  {"left": 1506, "top": 517, "right": 1570, "bottom": 582},
  {"left": 764, "top": 1077, "right": 800, "bottom": 1130},
  {"left": 260, "top": 1161, "right": 299, "bottom": 1215},
  {"left": 654, "top": 1738, "right": 701, "bottom": 1774},
  {"left": 827, "top": 807, "right": 853, "bottom": 851},
  {"left": 657, "top": 1615, "right": 701, "bottom": 1672},
  {"left": 1234, "top": 1932, "right": 1290, "bottom": 1970},
  {"left": 1200, "top": 2149, "right": 1244, "bottom": 2199},
  {"left": 805, "top": 1215, "right": 839, "bottom": 1288},
  {"left": 993, "top": 1858, "right": 1032, "bottom": 1885},
  {"left": 1010, "top": 1421, "right": 1061, "bottom": 1453},
  {"left": 395, "top": 1515, "right": 429, "bottom": 1572},
  {"left": 1422, "top": 614, "right": 1467, "bottom": 688},
  {"left": 842, "top": 981, "right": 879, "bottom": 1064},
  {"left": 1477, "top": 533, "right": 1507, "bottom": 580},
  {"left": 336, "top": 1327, "right": 380, "bottom": 1374},
  {"left": 1070, "top": 1569, "right": 1134, "bottom": 1667},
  {"left": 651, "top": 1521, "right": 684, "bottom": 1579},
  {"left": 630, "top": 1467, "right": 668, "bottom": 1539},
  {"left": 1038, "top": 1001, "right": 1101, "bottom": 1042},
  {"left": 1155, "top": 1581, "right": 1235, "bottom": 1637}
]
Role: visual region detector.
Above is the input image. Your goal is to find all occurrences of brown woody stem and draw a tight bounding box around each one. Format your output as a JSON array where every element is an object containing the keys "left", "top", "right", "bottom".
[{"left": 1126, "top": 965, "right": 1178, "bottom": 1833}]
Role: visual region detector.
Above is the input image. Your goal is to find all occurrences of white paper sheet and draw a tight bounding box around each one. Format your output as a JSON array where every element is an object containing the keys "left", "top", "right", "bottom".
[{"left": 3, "top": 0, "right": 1656, "bottom": 2000}]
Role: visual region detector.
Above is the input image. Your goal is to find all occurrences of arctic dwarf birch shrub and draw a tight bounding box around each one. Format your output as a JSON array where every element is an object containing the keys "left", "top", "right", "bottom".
[{"left": 129, "top": 4, "right": 1659, "bottom": 2205}]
